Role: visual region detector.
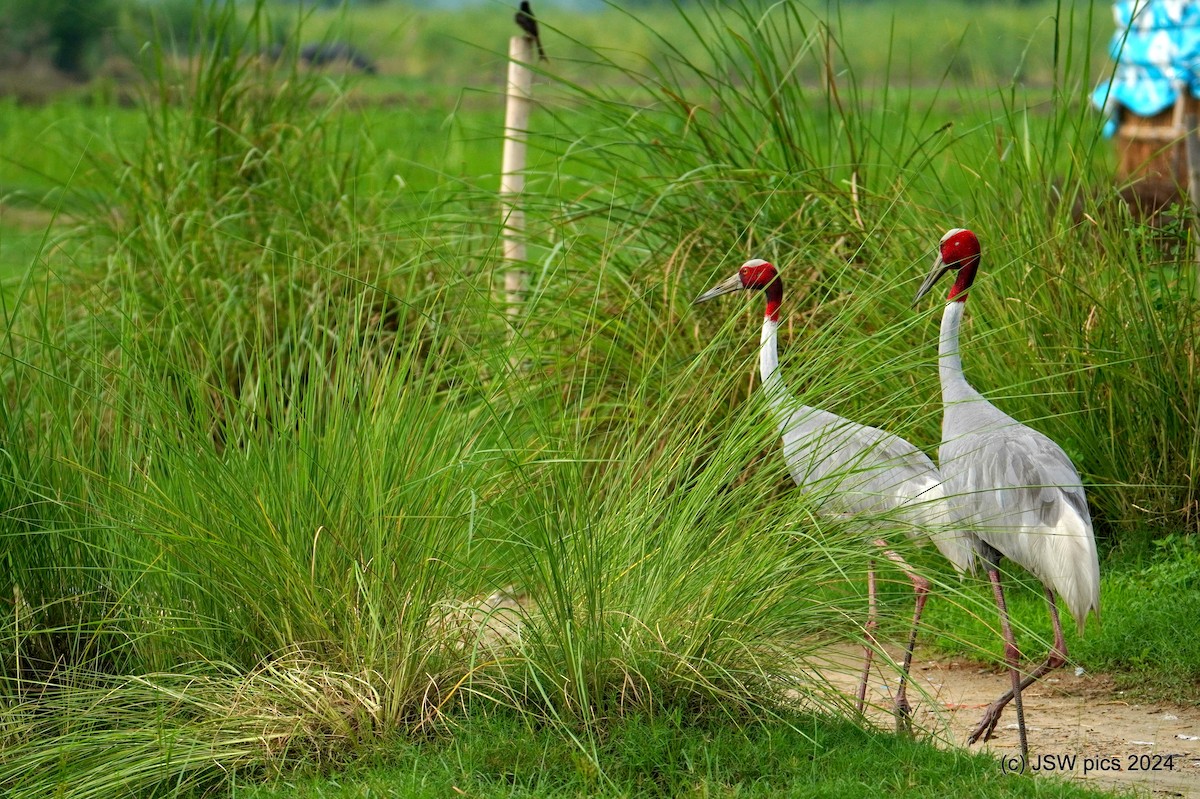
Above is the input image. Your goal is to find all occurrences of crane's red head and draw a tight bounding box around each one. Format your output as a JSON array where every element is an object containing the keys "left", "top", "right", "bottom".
[
  {"left": 693, "top": 259, "right": 783, "bottom": 321},
  {"left": 912, "top": 228, "right": 981, "bottom": 306}
]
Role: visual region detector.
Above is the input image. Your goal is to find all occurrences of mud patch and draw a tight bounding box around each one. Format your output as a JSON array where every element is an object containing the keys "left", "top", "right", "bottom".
[
  {"left": 822, "top": 643, "right": 1200, "bottom": 797},
  {"left": 0, "top": 203, "right": 77, "bottom": 231}
]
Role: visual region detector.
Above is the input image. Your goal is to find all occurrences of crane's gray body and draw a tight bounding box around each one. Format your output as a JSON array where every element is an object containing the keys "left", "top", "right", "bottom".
[
  {"left": 936, "top": 301, "right": 1100, "bottom": 632},
  {"left": 761, "top": 319, "right": 978, "bottom": 574}
]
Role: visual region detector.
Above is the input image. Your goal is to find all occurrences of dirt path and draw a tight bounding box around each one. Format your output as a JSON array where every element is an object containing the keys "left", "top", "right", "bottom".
[{"left": 816, "top": 644, "right": 1200, "bottom": 797}]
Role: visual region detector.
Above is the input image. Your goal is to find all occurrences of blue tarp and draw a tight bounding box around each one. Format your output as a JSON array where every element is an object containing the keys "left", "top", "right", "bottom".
[{"left": 1092, "top": 0, "right": 1200, "bottom": 137}]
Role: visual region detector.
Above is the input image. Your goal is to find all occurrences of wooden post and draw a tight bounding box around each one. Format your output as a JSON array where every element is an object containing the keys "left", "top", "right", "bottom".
[
  {"left": 1185, "top": 110, "right": 1200, "bottom": 242},
  {"left": 501, "top": 35, "right": 534, "bottom": 330},
  {"left": 1178, "top": 82, "right": 1200, "bottom": 271}
]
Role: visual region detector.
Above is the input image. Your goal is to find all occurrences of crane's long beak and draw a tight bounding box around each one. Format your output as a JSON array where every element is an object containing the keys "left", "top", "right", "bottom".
[
  {"left": 693, "top": 273, "right": 744, "bottom": 304},
  {"left": 911, "top": 254, "right": 949, "bottom": 307}
]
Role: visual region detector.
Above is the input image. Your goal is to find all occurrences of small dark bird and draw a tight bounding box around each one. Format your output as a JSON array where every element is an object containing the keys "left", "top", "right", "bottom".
[
  {"left": 299, "top": 42, "right": 377, "bottom": 75},
  {"left": 514, "top": 1, "right": 547, "bottom": 61}
]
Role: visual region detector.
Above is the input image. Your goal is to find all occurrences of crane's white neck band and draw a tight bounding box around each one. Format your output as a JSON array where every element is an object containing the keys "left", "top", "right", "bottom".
[{"left": 939, "top": 299, "right": 971, "bottom": 403}]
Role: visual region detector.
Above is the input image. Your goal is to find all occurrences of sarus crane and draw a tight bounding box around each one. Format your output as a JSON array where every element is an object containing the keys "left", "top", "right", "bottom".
[
  {"left": 695, "top": 258, "right": 978, "bottom": 725},
  {"left": 912, "top": 228, "right": 1100, "bottom": 759}
]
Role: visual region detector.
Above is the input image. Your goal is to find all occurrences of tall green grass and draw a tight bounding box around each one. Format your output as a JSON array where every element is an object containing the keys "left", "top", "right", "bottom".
[
  {"left": 1, "top": 0, "right": 1197, "bottom": 795},
  {"left": 528, "top": 0, "right": 1197, "bottom": 536}
]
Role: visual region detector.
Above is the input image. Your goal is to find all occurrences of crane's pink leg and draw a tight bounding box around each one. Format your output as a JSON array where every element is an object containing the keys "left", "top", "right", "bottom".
[
  {"left": 873, "top": 540, "right": 930, "bottom": 732},
  {"left": 968, "top": 586, "right": 1068, "bottom": 745},
  {"left": 856, "top": 560, "right": 879, "bottom": 714},
  {"left": 968, "top": 568, "right": 1029, "bottom": 759}
]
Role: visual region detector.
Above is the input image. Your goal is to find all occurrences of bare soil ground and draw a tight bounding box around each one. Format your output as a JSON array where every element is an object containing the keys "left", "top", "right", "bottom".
[
  {"left": 820, "top": 643, "right": 1200, "bottom": 798},
  {"left": 0, "top": 204, "right": 69, "bottom": 230}
]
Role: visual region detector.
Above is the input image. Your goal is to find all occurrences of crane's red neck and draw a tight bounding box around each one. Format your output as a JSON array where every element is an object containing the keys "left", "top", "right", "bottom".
[
  {"left": 948, "top": 259, "right": 978, "bottom": 302},
  {"left": 940, "top": 230, "right": 981, "bottom": 303},
  {"left": 764, "top": 279, "right": 782, "bottom": 321}
]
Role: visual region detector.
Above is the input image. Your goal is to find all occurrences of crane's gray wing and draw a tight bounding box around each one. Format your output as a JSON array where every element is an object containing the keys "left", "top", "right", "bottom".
[
  {"left": 939, "top": 424, "right": 1098, "bottom": 628},
  {"left": 940, "top": 425, "right": 1090, "bottom": 532},
  {"left": 779, "top": 409, "right": 928, "bottom": 507},
  {"left": 777, "top": 406, "right": 978, "bottom": 573}
]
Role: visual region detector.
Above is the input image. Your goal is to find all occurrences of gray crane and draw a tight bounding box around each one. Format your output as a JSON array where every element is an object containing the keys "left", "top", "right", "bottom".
[
  {"left": 912, "top": 228, "right": 1100, "bottom": 760},
  {"left": 696, "top": 258, "right": 979, "bottom": 725}
]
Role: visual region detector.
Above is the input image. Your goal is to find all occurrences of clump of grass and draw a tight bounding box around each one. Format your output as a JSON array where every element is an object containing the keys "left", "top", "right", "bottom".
[
  {"left": 57, "top": 0, "right": 440, "bottom": 446},
  {"left": 0, "top": 654, "right": 394, "bottom": 798},
  {"left": 466, "top": 336, "right": 879, "bottom": 725},
  {"left": 1, "top": 0, "right": 447, "bottom": 674}
]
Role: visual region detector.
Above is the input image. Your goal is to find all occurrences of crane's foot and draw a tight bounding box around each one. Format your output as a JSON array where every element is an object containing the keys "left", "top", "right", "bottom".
[{"left": 966, "top": 701, "right": 1005, "bottom": 745}]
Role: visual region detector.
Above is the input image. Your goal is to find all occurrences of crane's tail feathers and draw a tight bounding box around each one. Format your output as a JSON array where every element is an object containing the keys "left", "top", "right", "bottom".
[{"left": 1050, "top": 506, "right": 1101, "bottom": 636}]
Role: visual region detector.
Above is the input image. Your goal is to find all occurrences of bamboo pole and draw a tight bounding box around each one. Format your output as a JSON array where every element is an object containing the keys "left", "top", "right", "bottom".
[
  {"left": 1180, "top": 83, "right": 1200, "bottom": 271},
  {"left": 501, "top": 35, "right": 534, "bottom": 329}
]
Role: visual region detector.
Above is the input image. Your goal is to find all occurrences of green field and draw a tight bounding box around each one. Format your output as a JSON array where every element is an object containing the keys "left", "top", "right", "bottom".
[{"left": 1, "top": 1, "right": 1197, "bottom": 797}]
